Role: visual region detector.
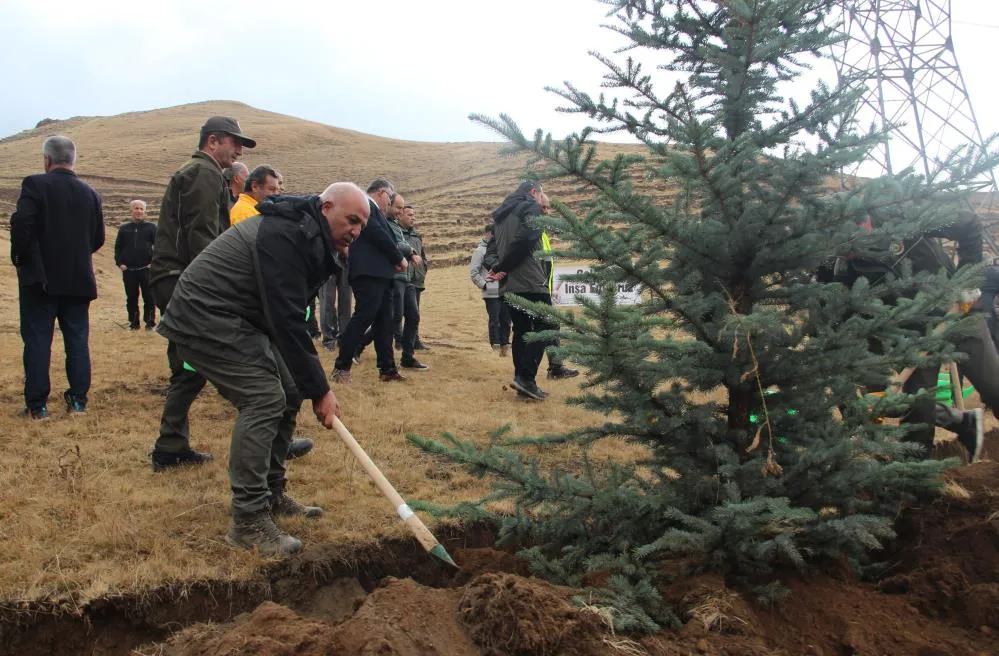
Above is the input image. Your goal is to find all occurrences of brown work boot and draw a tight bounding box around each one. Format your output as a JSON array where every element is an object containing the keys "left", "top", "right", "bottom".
[
  {"left": 226, "top": 510, "right": 303, "bottom": 556},
  {"left": 271, "top": 491, "right": 323, "bottom": 519},
  {"left": 379, "top": 370, "right": 408, "bottom": 382}
]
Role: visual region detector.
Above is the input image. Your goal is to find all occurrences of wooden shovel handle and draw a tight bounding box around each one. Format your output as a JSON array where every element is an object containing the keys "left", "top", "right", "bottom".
[{"left": 331, "top": 416, "right": 438, "bottom": 552}]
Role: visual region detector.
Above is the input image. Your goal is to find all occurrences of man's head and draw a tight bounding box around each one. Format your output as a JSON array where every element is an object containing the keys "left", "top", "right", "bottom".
[
  {"left": 225, "top": 162, "right": 249, "bottom": 199},
  {"left": 526, "top": 181, "right": 544, "bottom": 204},
  {"left": 319, "top": 182, "right": 370, "bottom": 251},
  {"left": 483, "top": 223, "right": 494, "bottom": 238},
  {"left": 244, "top": 164, "right": 282, "bottom": 202},
  {"left": 400, "top": 204, "right": 415, "bottom": 229},
  {"left": 130, "top": 199, "right": 147, "bottom": 222},
  {"left": 42, "top": 135, "right": 76, "bottom": 173},
  {"left": 387, "top": 193, "right": 405, "bottom": 220},
  {"left": 540, "top": 193, "right": 551, "bottom": 215},
  {"left": 198, "top": 116, "right": 256, "bottom": 168},
  {"left": 365, "top": 178, "right": 396, "bottom": 213}
]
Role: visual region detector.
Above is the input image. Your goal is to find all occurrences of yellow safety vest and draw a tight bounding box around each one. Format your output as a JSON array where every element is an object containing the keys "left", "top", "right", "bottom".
[{"left": 541, "top": 231, "right": 554, "bottom": 294}]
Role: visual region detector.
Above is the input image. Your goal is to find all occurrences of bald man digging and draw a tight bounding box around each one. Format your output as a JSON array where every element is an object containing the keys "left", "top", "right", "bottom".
[{"left": 157, "top": 182, "right": 370, "bottom": 555}]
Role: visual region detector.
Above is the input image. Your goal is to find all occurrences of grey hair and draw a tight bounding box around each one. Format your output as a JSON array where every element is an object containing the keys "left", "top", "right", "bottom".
[
  {"left": 42, "top": 135, "right": 76, "bottom": 166},
  {"left": 320, "top": 182, "right": 365, "bottom": 203},
  {"left": 130, "top": 199, "right": 147, "bottom": 210},
  {"left": 223, "top": 162, "right": 249, "bottom": 182},
  {"left": 365, "top": 178, "right": 395, "bottom": 195}
]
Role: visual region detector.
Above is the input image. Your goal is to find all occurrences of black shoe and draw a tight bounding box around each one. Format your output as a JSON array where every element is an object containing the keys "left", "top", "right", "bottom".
[
  {"left": 510, "top": 377, "right": 546, "bottom": 400},
  {"left": 129, "top": 324, "right": 140, "bottom": 331},
  {"left": 547, "top": 366, "right": 580, "bottom": 380},
  {"left": 145, "top": 324, "right": 155, "bottom": 331},
  {"left": 20, "top": 406, "right": 50, "bottom": 420},
  {"left": 287, "top": 438, "right": 314, "bottom": 460},
  {"left": 414, "top": 341, "right": 431, "bottom": 351},
  {"left": 957, "top": 407, "right": 985, "bottom": 463},
  {"left": 321, "top": 340, "right": 336, "bottom": 352},
  {"left": 401, "top": 359, "right": 430, "bottom": 371},
  {"left": 151, "top": 448, "right": 215, "bottom": 472},
  {"left": 379, "top": 370, "right": 408, "bottom": 382},
  {"left": 64, "top": 390, "right": 87, "bottom": 415}
]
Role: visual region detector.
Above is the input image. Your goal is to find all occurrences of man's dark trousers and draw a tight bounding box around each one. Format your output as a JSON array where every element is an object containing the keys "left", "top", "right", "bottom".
[
  {"left": 506, "top": 292, "right": 556, "bottom": 385},
  {"left": 153, "top": 277, "right": 207, "bottom": 453},
  {"left": 123, "top": 267, "right": 155, "bottom": 328},
  {"left": 394, "top": 280, "right": 420, "bottom": 362},
  {"left": 320, "top": 269, "right": 352, "bottom": 346},
  {"left": 336, "top": 275, "right": 396, "bottom": 374},
  {"left": 177, "top": 342, "right": 298, "bottom": 516},
  {"left": 485, "top": 297, "right": 511, "bottom": 345},
  {"left": 902, "top": 314, "right": 999, "bottom": 449},
  {"left": 19, "top": 285, "right": 91, "bottom": 410}
]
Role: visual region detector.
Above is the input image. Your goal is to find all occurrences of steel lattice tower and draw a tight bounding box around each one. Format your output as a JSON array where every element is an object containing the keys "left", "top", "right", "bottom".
[{"left": 831, "top": 0, "right": 995, "bottom": 196}]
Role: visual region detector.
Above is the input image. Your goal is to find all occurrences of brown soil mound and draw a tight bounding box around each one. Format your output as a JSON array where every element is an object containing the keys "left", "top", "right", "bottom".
[
  {"left": 458, "top": 572, "right": 607, "bottom": 656},
  {"left": 878, "top": 459, "right": 999, "bottom": 630}
]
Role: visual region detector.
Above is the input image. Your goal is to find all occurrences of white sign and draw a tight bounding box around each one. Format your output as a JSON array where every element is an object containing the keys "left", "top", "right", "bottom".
[{"left": 551, "top": 267, "right": 642, "bottom": 307}]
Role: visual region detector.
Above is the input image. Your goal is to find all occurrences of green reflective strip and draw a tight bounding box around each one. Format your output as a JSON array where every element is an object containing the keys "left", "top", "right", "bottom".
[
  {"left": 182, "top": 361, "right": 196, "bottom": 373},
  {"left": 305, "top": 305, "right": 312, "bottom": 322}
]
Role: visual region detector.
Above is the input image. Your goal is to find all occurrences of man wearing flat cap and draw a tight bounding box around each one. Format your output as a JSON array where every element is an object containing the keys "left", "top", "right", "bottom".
[{"left": 149, "top": 116, "right": 255, "bottom": 472}]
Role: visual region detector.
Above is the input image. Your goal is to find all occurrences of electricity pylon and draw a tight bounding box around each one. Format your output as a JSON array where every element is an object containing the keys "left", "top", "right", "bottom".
[{"left": 831, "top": 0, "right": 998, "bottom": 249}]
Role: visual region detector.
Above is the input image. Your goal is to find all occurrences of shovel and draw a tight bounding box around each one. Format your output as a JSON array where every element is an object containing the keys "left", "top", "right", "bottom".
[{"left": 331, "top": 416, "right": 457, "bottom": 569}]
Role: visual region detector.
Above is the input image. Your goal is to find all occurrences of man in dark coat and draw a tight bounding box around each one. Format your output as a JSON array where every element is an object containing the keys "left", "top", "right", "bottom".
[
  {"left": 114, "top": 199, "right": 157, "bottom": 330},
  {"left": 149, "top": 116, "right": 255, "bottom": 471},
  {"left": 332, "top": 179, "right": 408, "bottom": 383},
  {"left": 9, "top": 135, "right": 105, "bottom": 419},
  {"left": 157, "top": 182, "right": 369, "bottom": 556}
]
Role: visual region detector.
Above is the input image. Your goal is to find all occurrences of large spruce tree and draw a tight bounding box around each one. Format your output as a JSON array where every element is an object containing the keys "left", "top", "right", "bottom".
[{"left": 411, "top": 0, "right": 995, "bottom": 631}]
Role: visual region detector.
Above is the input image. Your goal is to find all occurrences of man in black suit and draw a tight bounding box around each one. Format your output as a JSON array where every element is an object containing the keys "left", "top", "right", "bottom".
[
  {"left": 114, "top": 199, "right": 157, "bottom": 330},
  {"left": 332, "top": 179, "right": 408, "bottom": 383},
  {"left": 10, "top": 135, "right": 105, "bottom": 419}
]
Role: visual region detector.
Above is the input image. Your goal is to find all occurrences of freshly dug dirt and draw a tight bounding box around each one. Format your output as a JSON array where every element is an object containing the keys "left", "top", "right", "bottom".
[{"left": 5, "top": 459, "right": 999, "bottom": 656}]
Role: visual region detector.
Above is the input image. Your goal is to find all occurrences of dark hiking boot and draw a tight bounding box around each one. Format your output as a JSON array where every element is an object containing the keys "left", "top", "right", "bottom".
[
  {"left": 547, "top": 365, "right": 580, "bottom": 380},
  {"left": 511, "top": 377, "right": 547, "bottom": 400},
  {"left": 129, "top": 324, "right": 140, "bottom": 331},
  {"left": 20, "top": 406, "right": 50, "bottom": 421},
  {"left": 64, "top": 391, "right": 87, "bottom": 415},
  {"left": 414, "top": 341, "right": 431, "bottom": 351},
  {"left": 957, "top": 407, "right": 985, "bottom": 463},
  {"left": 271, "top": 491, "right": 324, "bottom": 519},
  {"left": 286, "top": 438, "right": 314, "bottom": 460},
  {"left": 379, "top": 370, "right": 408, "bottom": 382},
  {"left": 401, "top": 359, "right": 430, "bottom": 371},
  {"left": 151, "top": 447, "right": 215, "bottom": 472},
  {"left": 226, "top": 510, "right": 303, "bottom": 556}
]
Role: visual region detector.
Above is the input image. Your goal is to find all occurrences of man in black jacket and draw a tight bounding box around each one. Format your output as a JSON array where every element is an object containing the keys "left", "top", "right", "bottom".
[
  {"left": 333, "top": 179, "right": 408, "bottom": 383},
  {"left": 157, "top": 182, "right": 368, "bottom": 556},
  {"left": 9, "top": 135, "right": 105, "bottom": 419},
  {"left": 114, "top": 199, "right": 157, "bottom": 330}
]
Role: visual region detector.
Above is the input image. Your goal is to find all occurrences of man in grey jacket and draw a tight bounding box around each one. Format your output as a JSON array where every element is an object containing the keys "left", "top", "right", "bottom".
[
  {"left": 470, "top": 224, "right": 510, "bottom": 354},
  {"left": 158, "top": 182, "right": 369, "bottom": 556}
]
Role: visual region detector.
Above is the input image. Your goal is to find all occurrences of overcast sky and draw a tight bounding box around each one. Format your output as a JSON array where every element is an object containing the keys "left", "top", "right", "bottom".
[{"left": 2, "top": 0, "right": 999, "bottom": 153}]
